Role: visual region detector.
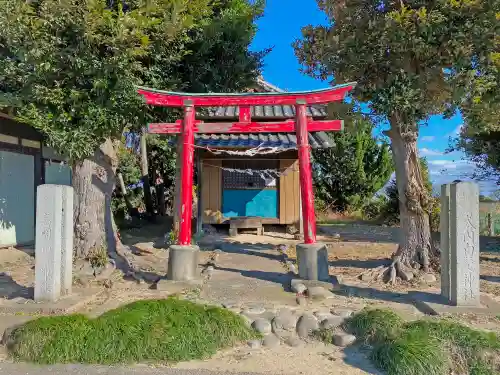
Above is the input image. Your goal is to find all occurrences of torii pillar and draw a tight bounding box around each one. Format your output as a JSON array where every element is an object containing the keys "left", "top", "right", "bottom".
[
  {"left": 294, "top": 100, "right": 329, "bottom": 281},
  {"left": 166, "top": 100, "right": 200, "bottom": 281}
]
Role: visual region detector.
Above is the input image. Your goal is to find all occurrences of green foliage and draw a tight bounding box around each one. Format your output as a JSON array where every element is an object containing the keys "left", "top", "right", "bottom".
[
  {"left": 345, "top": 308, "right": 403, "bottom": 344},
  {"left": 112, "top": 139, "right": 144, "bottom": 220},
  {"left": 361, "top": 195, "right": 389, "bottom": 221},
  {"left": 371, "top": 329, "right": 446, "bottom": 375},
  {"left": 294, "top": 0, "right": 498, "bottom": 129},
  {"left": 7, "top": 298, "right": 258, "bottom": 364},
  {"left": 0, "top": 0, "right": 266, "bottom": 161},
  {"left": 344, "top": 309, "right": 500, "bottom": 375},
  {"left": 312, "top": 113, "right": 393, "bottom": 212}
]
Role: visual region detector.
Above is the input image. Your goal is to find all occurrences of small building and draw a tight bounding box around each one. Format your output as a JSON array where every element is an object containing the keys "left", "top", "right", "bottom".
[
  {"left": 193, "top": 82, "right": 335, "bottom": 230},
  {"left": 0, "top": 114, "right": 72, "bottom": 247}
]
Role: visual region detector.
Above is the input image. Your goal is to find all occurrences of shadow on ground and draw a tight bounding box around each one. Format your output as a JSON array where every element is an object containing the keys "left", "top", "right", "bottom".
[
  {"left": 342, "top": 346, "right": 384, "bottom": 375},
  {"left": 329, "top": 258, "right": 390, "bottom": 269},
  {"left": 215, "top": 266, "right": 293, "bottom": 291},
  {"left": 216, "top": 242, "right": 281, "bottom": 261},
  {"left": 0, "top": 272, "right": 33, "bottom": 299},
  {"left": 481, "top": 275, "right": 500, "bottom": 283}
]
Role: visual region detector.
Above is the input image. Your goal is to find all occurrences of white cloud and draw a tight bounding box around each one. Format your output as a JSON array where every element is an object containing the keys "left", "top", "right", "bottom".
[
  {"left": 420, "top": 148, "right": 443, "bottom": 156},
  {"left": 444, "top": 124, "right": 464, "bottom": 138},
  {"left": 421, "top": 136, "right": 435, "bottom": 142}
]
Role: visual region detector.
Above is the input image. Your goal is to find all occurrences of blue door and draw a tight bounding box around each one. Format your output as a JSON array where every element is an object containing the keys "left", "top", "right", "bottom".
[{"left": 222, "top": 189, "right": 278, "bottom": 218}]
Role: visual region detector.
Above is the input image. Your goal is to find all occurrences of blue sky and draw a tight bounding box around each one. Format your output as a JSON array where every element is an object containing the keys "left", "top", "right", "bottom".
[{"left": 250, "top": 0, "right": 498, "bottom": 196}]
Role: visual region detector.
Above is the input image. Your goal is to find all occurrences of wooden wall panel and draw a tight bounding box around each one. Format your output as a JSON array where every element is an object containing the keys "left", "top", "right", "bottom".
[
  {"left": 201, "top": 159, "right": 222, "bottom": 223},
  {"left": 279, "top": 159, "right": 300, "bottom": 225}
]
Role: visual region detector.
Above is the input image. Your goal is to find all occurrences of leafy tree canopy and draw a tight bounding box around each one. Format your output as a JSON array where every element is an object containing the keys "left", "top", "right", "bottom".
[
  {"left": 313, "top": 106, "right": 393, "bottom": 212},
  {"left": 0, "top": 0, "right": 265, "bottom": 160},
  {"left": 294, "top": 0, "right": 498, "bottom": 128}
]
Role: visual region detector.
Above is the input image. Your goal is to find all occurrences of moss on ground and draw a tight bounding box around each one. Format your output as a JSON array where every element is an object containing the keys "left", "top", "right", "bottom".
[
  {"left": 343, "top": 309, "right": 500, "bottom": 375},
  {"left": 6, "top": 298, "right": 258, "bottom": 364}
]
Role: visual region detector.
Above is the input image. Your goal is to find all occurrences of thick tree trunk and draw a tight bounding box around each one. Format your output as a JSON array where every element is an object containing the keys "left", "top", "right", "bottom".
[
  {"left": 388, "top": 128, "right": 439, "bottom": 274},
  {"left": 73, "top": 138, "right": 119, "bottom": 259}
]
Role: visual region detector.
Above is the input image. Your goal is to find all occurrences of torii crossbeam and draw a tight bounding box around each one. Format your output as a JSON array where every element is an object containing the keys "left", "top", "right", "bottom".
[{"left": 137, "top": 82, "right": 356, "bottom": 280}]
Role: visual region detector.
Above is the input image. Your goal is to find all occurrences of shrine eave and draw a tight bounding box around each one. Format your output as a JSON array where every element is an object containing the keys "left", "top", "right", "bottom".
[
  {"left": 137, "top": 82, "right": 357, "bottom": 107},
  {"left": 169, "top": 132, "right": 335, "bottom": 149}
]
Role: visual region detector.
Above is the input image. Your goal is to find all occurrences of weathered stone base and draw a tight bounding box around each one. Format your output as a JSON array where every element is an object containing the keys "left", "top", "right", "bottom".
[
  {"left": 166, "top": 245, "right": 199, "bottom": 281},
  {"left": 0, "top": 287, "right": 105, "bottom": 315},
  {"left": 296, "top": 243, "right": 329, "bottom": 281},
  {"left": 409, "top": 291, "right": 500, "bottom": 316}
]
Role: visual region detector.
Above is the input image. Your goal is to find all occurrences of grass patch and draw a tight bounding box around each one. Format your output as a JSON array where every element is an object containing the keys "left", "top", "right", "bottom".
[
  {"left": 7, "top": 298, "right": 258, "bottom": 364},
  {"left": 344, "top": 309, "right": 500, "bottom": 375}
]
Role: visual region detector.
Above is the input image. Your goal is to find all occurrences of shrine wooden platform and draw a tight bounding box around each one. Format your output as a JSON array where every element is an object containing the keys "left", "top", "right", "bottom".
[{"left": 229, "top": 217, "right": 264, "bottom": 237}]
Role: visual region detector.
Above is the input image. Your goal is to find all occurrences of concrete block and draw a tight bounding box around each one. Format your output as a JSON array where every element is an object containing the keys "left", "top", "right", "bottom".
[
  {"left": 450, "top": 182, "right": 480, "bottom": 307},
  {"left": 440, "top": 184, "right": 451, "bottom": 301},
  {"left": 296, "top": 243, "right": 329, "bottom": 281},
  {"left": 34, "top": 185, "right": 63, "bottom": 302},
  {"left": 167, "top": 245, "right": 200, "bottom": 281},
  {"left": 60, "top": 186, "right": 73, "bottom": 295}
]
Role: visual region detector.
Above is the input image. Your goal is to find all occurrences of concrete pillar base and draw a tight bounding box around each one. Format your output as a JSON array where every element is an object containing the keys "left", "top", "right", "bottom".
[
  {"left": 296, "top": 243, "right": 329, "bottom": 281},
  {"left": 167, "top": 245, "right": 200, "bottom": 281}
]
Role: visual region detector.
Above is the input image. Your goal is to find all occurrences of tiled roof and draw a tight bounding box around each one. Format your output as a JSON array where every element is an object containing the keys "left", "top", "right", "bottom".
[
  {"left": 183, "top": 132, "right": 334, "bottom": 149},
  {"left": 198, "top": 104, "right": 327, "bottom": 120},
  {"left": 196, "top": 78, "right": 329, "bottom": 120}
]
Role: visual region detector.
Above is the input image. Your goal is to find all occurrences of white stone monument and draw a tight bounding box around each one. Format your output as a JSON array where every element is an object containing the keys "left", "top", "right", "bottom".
[
  {"left": 34, "top": 184, "right": 74, "bottom": 302},
  {"left": 440, "top": 181, "right": 480, "bottom": 307}
]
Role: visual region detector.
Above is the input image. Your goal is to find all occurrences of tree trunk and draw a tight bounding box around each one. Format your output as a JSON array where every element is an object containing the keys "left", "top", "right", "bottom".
[
  {"left": 73, "top": 138, "right": 119, "bottom": 260},
  {"left": 388, "top": 128, "right": 439, "bottom": 273},
  {"left": 140, "top": 128, "right": 154, "bottom": 216}
]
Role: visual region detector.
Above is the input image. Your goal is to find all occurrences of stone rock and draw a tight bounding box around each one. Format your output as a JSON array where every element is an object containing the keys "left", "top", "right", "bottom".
[
  {"left": 272, "top": 309, "right": 297, "bottom": 339},
  {"left": 247, "top": 339, "right": 262, "bottom": 349},
  {"left": 296, "top": 313, "right": 319, "bottom": 339},
  {"left": 314, "top": 311, "right": 334, "bottom": 322},
  {"left": 307, "top": 286, "right": 334, "bottom": 300},
  {"left": 296, "top": 296, "right": 308, "bottom": 306},
  {"left": 333, "top": 333, "right": 356, "bottom": 347},
  {"left": 359, "top": 273, "right": 373, "bottom": 282},
  {"left": 320, "top": 316, "right": 345, "bottom": 330},
  {"left": 420, "top": 273, "right": 437, "bottom": 284},
  {"left": 263, "top": 334, "right": 280, "bottom": 348},
  {"left": 285, "top": 336, "right": 303, "bottom": 347},
  {"left": 242, "top": 305, "right": 266, "bottom": 317},
  {"left": 252, "top": 318, "right": 272, "bottom": 335},
  {"left": 332, "top": 309, "right": 353, "bottom": 318},
  {"left": 291, "top": 279, "right": 305, "bottom": 291},
  {"left": 291, "top": 282, "right": 307, "bottom": 294},
  {"left": 399, "top": 270, "right": 414, "bottom": 282}
]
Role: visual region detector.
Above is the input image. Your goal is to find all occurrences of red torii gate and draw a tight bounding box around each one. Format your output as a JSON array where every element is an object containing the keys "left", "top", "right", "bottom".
[{"left": 137, "top": 83, "right": 355, "bottom": 253}]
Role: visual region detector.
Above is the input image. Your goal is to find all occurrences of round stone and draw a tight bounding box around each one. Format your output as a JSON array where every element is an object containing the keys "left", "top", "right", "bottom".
[
  {"left": 247, "top": 339, "right": 262, "bottom": 349},
  {"left": 285, "top": 336, "right": 303, "bottom": 347},
  {"left": 314, "top": 311, "right": 334, "bottom": 322},
  {"left": 296, "top": 313, "right": 319, "bottom": 338},
  {"left": 420, "top": 273, "right": 437, "bottom": 284},
  {"left": 320, "top": 316, "right": 345, "bottom": 330},
  {"left": 262, "top": 334, "right": 280, "bottom": 348},
  {"left": 252, "top": 318, "right": 272, "bottom": 335},
  {"left": 242, "top": 305, "right": 266, "bottom": 316},
  {"left": 332, "top": 309, "right": 353, "bottom": 318},
  {"left": 272, "top": 309, "right": 298, "bottom": 339},
  {"left": 291, "top": 282, "right": 307, "bottom": 294},
  {"left": 333, "top": 333, "right": 356, "bottom": 347},
  {"left": 307, "top": 286, "right": 334, "bottom": 300}
]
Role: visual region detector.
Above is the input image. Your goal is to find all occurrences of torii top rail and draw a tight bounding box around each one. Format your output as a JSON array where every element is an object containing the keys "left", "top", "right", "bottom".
[{"left": 138, "top": 82, "right": 356, "bottom": 246}]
